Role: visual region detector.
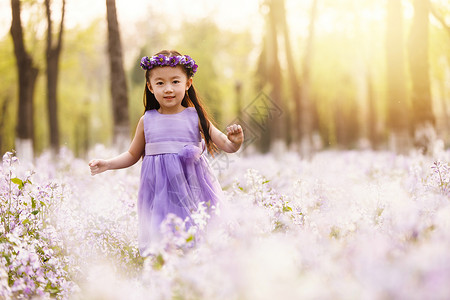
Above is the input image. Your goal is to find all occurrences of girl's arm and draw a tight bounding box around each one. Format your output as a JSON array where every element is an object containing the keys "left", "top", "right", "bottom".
[
  {"left": 209, "top": 122, "right": 244, "bottom": 153},
  {"left": 89, "top": 116, "right": 146, "bottom": 176}
]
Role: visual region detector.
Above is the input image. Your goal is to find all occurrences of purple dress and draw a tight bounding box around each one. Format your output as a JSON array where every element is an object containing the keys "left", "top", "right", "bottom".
[{"left": 138, "top": 107, "right": 222, "bottom": 254}]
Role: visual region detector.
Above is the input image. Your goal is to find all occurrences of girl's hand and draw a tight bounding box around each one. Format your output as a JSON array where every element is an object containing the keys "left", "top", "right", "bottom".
[
  {"left": 226, "top": 124, "right": 244, "bottom": 146},
  {"left": 89, "top": 159, "right": 109, "bottom": 176}
]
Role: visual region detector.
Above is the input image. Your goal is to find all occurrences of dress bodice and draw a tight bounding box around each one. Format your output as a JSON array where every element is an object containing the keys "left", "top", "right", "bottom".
[{"left": 143, "top": 107, "right": 201, "bottom": 144}]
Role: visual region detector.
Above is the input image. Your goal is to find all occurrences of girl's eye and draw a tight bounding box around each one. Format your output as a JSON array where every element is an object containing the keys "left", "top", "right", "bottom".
[
  {"left": 156, "top": 82, "right": 163, "bottom": 86},
  {"left": 173, "top": 80, "right": 180, "bottom": 84}
]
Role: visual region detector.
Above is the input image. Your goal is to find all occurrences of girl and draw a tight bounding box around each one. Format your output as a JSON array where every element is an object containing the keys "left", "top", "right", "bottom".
[{"left": 89, "top": 50, "right": 244, "bottom": 255}]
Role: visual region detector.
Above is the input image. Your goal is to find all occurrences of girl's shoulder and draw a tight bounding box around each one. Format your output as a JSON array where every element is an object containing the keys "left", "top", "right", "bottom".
[
  {"left": 185, "top": 106, "right": 197, "bottom": 113},
  {"left": 186, "top": 107, "right": 200, "bottom": 120},
  {"left": 143, "top": 110, "right": 152, "bottom": 119},
  {"left": 145, "top": 109, "right": 156, "bottom": 115}
]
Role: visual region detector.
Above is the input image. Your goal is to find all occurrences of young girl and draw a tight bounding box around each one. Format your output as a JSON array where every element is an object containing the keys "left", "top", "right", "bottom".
[{"left": 89, "top": 50, "right": 244, "bottom": 255}]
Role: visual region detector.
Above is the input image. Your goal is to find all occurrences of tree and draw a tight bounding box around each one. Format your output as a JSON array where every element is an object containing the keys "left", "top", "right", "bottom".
[
  {"left": 366, "top": 70, "right": 379, "bottom": 149},
  {"left": 106, "top": 0, "right": 129, "bottom": 150},
  {"left": 0, "top": 98, "right": 8, "bottom": 152},
  {"left": 408, "top": 0, "right": 436, "bottom": 153},
  {"left": 45, "top": 0, "right": 66, "bottom": 154},
  {"left": 279, "top": 0, "right": 301, "bottom": 148},
  {"left": 299, "top": 0, "right": 319, "bottom": 155},
  {"left": 10, "top": 0, "right": 39, "bottom": 160},
  {"left": 385, "top": 0, "right": 410, "bottom": 153},
  {"left": 255, "top": 0, "right": 285, "bottom": 153},
  {"left": 256, "top": 0, "right": 319, "bottom": 154}
]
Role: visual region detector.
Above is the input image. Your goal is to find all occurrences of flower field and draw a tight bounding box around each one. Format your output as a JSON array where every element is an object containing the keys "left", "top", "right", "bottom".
[{"left": 1, "top": 147, "right": 449, "bottom": 299}]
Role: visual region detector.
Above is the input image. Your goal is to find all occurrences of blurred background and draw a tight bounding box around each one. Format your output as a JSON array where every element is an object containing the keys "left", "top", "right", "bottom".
[{"left": 0, "top": 0, "right": 449, "bottom": 158}]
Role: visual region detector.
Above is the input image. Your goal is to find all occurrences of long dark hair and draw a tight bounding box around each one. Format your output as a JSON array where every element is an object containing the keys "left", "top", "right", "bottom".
[{"left": 143, "top": 50, "right": 218, "bottom": 154}]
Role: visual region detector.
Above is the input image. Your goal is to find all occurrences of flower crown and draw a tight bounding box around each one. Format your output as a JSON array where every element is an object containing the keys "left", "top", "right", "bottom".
[{"left": 140, "top": 54, "right": 198, "bottom": 76}]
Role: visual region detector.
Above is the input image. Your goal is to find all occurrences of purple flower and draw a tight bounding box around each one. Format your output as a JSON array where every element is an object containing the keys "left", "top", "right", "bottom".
[
  {"left": 168, "top": 56, "right": 180, "bottom": 67},
  {"left": 140, "top": 56, "right": 151, "bottom": 70},
  {"left": 156, "top": 54, "right": 167, "bottom": 66},
  {"left": 184, "top": 55, "right": 192, "bottom": 65}
]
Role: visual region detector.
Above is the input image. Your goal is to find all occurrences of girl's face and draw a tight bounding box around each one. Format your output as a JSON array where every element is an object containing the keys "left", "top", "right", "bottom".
[{"left": 147, "top": 65, "right": 192, "bottom": 113}]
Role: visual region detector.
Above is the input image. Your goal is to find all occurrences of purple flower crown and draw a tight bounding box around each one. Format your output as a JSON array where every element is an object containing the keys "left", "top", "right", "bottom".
[{"left": 140, "top": 54, "right": 198, "bottom": 76}]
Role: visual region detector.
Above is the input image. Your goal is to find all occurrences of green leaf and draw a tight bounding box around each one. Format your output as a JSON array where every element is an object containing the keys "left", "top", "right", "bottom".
[
  {"left": 45, "top": 283, "right": 60, "bottom": 295},
  {"left": 11, "top": 177, "right": 22, "bottom": 185},
  {"left": 153, "top": 253, "right": 165, "bottom": 270},
  {"left": 31, "top": 210, "right": 39, "bottom": 215},
  {"left": 2, "top": 253, "right": 11, "bottom": 265},
  {"left": 11, "top": 178, "right": 24, "bottom": 189},
  {"left": 283, "top": 206, "right": 293, "bottom": 212},
  {"left": 22, "top": 219, "right": 30, "bottom": 225}
]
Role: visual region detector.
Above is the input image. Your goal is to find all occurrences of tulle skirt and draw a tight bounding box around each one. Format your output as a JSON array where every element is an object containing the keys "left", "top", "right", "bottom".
[{"left": 137, "top": 150, "right": 222, "bottom": 255}]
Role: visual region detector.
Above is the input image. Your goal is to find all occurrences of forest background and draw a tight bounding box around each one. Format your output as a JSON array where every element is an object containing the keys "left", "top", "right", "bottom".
[{"left": 0, "top": 0, "right": 449, "bottom": 158}]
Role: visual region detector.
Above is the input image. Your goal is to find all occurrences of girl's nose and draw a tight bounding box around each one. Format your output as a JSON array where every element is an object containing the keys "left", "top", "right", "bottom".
[{"left": 164, "top": 85, "right": 173, "bottom": 92}]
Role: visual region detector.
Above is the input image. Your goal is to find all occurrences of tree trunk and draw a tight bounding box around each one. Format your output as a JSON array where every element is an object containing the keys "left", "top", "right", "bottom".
[
  {"left": 255, "top": 39, "right": 271, "bottom": 153},
  {"left": 106, "top": 0, "right": 129, "bottom": 151},
  {"left": 385, "top": 0, "right": 410, "bottom": 153},
  {"left": 408, "top": 0, "right": 436, "bottom": 153},
  {"left": 45, "top": 0, "right": 65, "bottom": 154},
  {"left": 367, "top": 70, "right": 379, "bottom": 149},
  {"left": 437, "top": 61, "right": 450, "bottom": 135},
  {"left": 299, "top": 0, "right": 318, "bottom": 156},
  {"left": 235, "top": 80, "right": 242, "bottom": 120},
  {"left": 0, "top": 98, "right": 8, "bottom": 152},
  {"left": 279, "top": 0, "right": 301, "bottom": 149},
  {"left": 10, "top": 0, "right": 38, "bottom": 160},
  {"left": 267, "top": 0, "right": 285, "bottom": 153}
]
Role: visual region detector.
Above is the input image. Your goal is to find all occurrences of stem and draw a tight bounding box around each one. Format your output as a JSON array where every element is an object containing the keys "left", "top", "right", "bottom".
[
  {"left": 437, "top": 166, "right": 443, "bottom": 193},
  {"left": 6, "top": 161, "right": 12, "bottom": 233}
]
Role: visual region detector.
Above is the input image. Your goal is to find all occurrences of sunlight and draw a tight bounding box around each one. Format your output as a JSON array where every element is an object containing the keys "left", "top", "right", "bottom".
[{"left": 1, "top": 0, "right": 450, "bottom": 298}]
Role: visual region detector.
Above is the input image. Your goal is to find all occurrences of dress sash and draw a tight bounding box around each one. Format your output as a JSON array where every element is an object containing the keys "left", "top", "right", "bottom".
[{"left": 145, "top": 141, "right": 203, "bottom": 156}]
